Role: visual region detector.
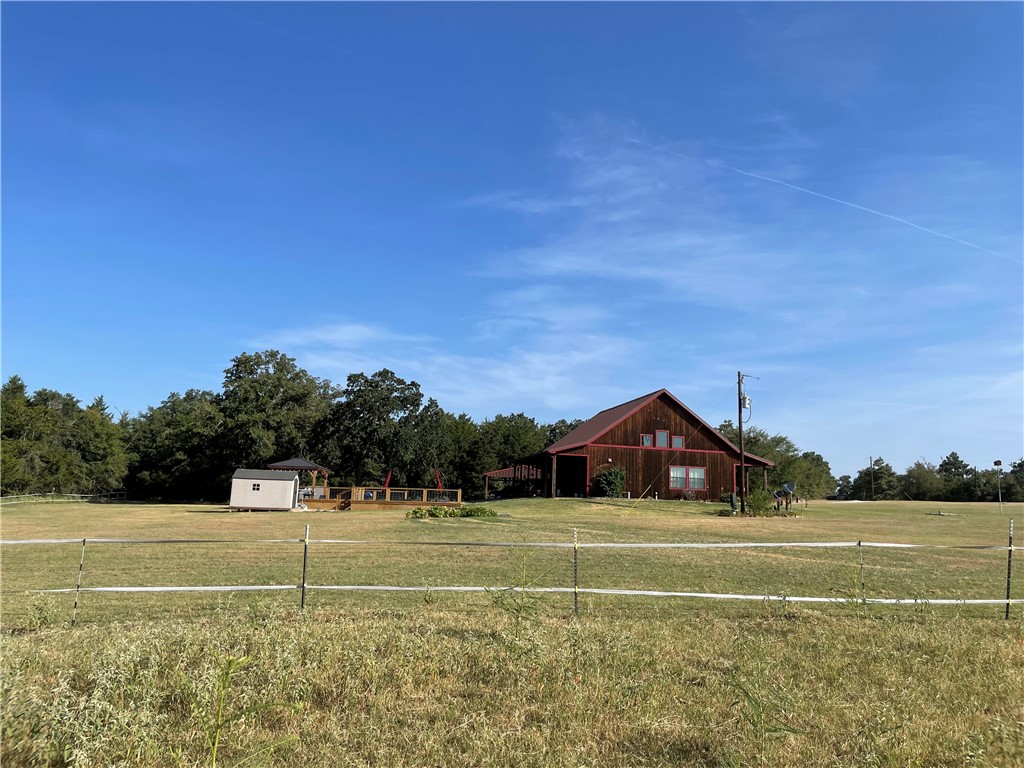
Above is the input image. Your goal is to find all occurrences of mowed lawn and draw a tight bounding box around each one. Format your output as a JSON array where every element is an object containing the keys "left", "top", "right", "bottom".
[{"left": 2, "top": 499, "right": 1023, "bottom": 767}]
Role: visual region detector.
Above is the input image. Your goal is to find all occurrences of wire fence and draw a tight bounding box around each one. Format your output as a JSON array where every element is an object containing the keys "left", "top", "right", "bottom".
[
  {"left": 0, "top": 491, "right": 127, "bottom": 505},
  {"left": 1, "top": 519, "right": 1018, "bottom": 626}
]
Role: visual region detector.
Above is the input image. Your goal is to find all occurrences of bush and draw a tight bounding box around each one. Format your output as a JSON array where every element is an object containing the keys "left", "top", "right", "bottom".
[
  {"left": 740, "top": 489, "right": 797, "bottom": 517},
  {"left": 745, "top": 489, "right": 774, "bottom": 516},
  {"left": 406, "top": 505, "right": 496, "bottom": 519},
  {"left": 592, "top": 466, "right": 625, "bottom": 498}
]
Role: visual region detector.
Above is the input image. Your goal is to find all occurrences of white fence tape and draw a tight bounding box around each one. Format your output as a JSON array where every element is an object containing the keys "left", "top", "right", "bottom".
[
  {"left": 11, "top": 534, "right": 1018, "bottom": 613},
  {"left": 3, "top": 537, "right": 1020, "bottom": 551},
  {"left": 34, "top": 582, "right": 1023, "bottom": 607}
]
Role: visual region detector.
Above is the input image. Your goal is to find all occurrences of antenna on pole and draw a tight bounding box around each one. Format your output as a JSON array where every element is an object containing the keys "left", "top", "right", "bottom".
[{"left": 737, "top": 371, "right": 758, "bottom": 515}]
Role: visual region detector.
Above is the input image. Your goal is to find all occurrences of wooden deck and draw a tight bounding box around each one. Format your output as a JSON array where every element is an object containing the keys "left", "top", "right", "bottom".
[{"left": 300, "top": 487, "right": 462, "bottom": 511}]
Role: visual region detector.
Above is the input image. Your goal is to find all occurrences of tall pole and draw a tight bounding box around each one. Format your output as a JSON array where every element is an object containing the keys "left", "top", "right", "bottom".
[
  {"left": 870, "top": 456, "right": 875, "bottom": 501},
  {"left": 738, "top": 371, "right": 746, "bottom": 515},
  {"left": 996, "top": 462, "right": 1004, "bottom": 515}
]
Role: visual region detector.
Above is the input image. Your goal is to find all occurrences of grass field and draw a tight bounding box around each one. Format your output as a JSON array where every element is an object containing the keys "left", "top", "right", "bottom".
[{"left": 2, "top": 498, "right": 1023, "bottom": 766}]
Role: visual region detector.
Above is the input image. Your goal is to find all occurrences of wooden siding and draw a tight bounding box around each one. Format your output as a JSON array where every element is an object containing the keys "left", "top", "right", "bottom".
[
  {"left": 557, "top": 393, "right": 764, "bottom": 499},
  {"left": 580, "top": 445, "right": 738, "bottom": 500},
  {"left": 592, "top": 392, "right": 729, "bottom": 453}
]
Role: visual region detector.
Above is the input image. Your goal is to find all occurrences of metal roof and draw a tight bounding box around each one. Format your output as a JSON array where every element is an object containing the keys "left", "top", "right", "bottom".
[
  {"left": 544, "top": 388, "right": 773, "bottom": 467},
  {"left": 266, "top": 457, "right": 329, "bottom": 472},
  {"left": 545, "top": 390, "right": 664, "bottom": 453},
  {"left": 232, "top": 469, "right": 300, "bottom": 481}
]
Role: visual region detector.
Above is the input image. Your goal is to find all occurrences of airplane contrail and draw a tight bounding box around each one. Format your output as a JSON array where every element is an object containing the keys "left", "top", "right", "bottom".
[{"left": 730, "top": 166, "right": 1011, "bottom": 262}]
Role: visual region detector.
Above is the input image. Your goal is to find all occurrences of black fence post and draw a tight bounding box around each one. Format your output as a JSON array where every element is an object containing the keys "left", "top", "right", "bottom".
[
  {"left": 301, "top": 525, "right": 310, "bottom": 610},
  {"left": 71, "top": 538, "right": 87, "bottom": 627}
]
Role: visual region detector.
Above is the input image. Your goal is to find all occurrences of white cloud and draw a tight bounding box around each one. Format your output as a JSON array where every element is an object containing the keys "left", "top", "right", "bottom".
[{"left": 259, "top": 115, "right": 1021, "bottom": 476}]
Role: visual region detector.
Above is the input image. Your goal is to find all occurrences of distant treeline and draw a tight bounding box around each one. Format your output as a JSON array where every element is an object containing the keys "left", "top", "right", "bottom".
[{"left": 2, "top": 350, "right": 1020, "bottom": 502}]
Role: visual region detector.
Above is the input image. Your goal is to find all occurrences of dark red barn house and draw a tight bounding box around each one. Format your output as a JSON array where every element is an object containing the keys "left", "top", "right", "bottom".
[{"left": 488, "top": 389, "right": 772, "bottom": 500}]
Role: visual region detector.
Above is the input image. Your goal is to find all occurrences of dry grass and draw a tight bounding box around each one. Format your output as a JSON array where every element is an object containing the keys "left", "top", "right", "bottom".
[
  {"left": 1, "top": 497, "right": 1019, "bottom": 625},
  {"left": 2, "top": 498, "right": 1023, "bottom": 766}
]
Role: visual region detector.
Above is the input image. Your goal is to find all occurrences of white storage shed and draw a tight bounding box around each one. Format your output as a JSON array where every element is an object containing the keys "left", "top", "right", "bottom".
[{"left": 229, "top": 469, "right": 299, "bottom": 511}]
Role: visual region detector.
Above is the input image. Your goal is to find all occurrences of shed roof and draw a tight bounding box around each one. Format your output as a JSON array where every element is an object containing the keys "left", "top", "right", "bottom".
[
  {"left": 232, "top": 469, "right": 300, "bottom": 481},
  {"left": 544, "top": 388, "right": 773, "bottom": 467}
]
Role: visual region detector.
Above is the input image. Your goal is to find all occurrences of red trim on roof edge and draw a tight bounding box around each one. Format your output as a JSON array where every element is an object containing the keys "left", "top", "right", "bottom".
[{"left": 543, "top": 389, "right": 774, "bottom": 467}]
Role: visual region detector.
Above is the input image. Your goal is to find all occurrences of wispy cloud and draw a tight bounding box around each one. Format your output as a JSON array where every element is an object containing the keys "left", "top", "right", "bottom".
[
  {"left": 263, "top": 114, "right": 1020, "bottom": 474},
  {"left": 728, "top": 166, "right": 1011, "bottom": 262},
  {"left": 255, "top": 323, "right": 432, "bottom": 351}
]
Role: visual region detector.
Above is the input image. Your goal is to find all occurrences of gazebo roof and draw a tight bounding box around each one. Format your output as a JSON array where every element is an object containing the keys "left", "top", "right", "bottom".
[{"left": 266, "top": 457, "right": 329, "bottom": 472}]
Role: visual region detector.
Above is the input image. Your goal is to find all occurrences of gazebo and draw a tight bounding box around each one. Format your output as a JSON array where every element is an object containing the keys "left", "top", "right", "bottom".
[{"left": 267, "top": 457, "right": 330, "bottom": 500}]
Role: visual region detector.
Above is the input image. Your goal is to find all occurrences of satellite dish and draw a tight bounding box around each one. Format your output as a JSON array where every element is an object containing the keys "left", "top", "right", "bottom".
[{"left": 782, "top": 481, "right": 796, "bottom": 494}]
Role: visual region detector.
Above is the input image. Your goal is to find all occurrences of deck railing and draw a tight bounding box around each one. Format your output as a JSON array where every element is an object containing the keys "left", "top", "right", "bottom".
[{"left": 300, "top": 487, "right": 461, "bottom": 509}]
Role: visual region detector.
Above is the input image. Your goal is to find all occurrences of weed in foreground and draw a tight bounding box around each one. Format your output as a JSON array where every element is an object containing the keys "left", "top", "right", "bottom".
[{"left": 180, "top": 653, "right": 299, "bottom": 768}]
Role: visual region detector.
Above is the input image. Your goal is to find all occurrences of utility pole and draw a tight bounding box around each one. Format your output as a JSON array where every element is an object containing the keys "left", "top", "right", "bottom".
[
  {"left": 737, "top": 371, "right": 755, "bottom": 515},
  {"left": 738, "top": 371, "right": 745, "bottom": 515},
  {"left": 995, "top": 460, "right": 1003, "bottom": 514},
  {"left": 870, "top": 456, "right": 875, "bottom": 501}
]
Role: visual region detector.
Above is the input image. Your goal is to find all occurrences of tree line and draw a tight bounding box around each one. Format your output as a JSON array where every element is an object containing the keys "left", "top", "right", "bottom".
[
  {"left": 1, "top": 351, "right": 582, "bottom": 501},
  {"left": 3, "top": 350, "right": 1019, "bottom": 503},
  {"left": 835, "top": 454, "right": 1024, "bottom": 503}
]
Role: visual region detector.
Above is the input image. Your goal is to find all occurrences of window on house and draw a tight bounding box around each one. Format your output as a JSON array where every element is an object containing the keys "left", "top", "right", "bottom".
[
  {"left": 656, "top": 430, "right": 669, "bottom": 448},
  {"left": 640, "top": 434, "right": 653, "bottom": 447},
  {"left": 251, "top": 483, "right": 261, "bottom": 492},
  {"left": 670, "top": 466, "right": 706, "bottom": 490},
  {"left": 671, "top": 435, "right": 684, "bottom": 449}
]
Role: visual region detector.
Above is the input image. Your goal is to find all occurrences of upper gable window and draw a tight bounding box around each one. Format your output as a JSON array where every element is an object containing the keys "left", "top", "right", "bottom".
[
  {"left": 640, "top": 434, "right": 653, "bottom": 447},
  {"left": 671, "top": 435, "right": 684, "bottom": 449},
  {"left": 251, "top": 483, "right": 261, "bottom": 492},
  {"left": 656, "top": 430, "right": 669, "bottom": 448}
]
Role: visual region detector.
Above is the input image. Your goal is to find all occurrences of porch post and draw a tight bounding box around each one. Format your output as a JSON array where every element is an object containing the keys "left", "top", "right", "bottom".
[{"left": 551, "top": 453, "right": 558, "bottom": 498}]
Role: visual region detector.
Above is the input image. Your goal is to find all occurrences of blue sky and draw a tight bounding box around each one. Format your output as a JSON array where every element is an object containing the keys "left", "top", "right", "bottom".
[{"left": 3, "top": 2, "right": 1022, "bottom": 478}]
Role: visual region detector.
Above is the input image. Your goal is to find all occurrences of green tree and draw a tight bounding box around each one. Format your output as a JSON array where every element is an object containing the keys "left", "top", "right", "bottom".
[
  {"left": 835, "top": 475, "right": 853, "bottom": 498},
  {"left": 794, "top": 451, "right": 837, "bottom": 499},
  {"left": 1003, "top": 459, "right": 1024, "bottom": 503},
  {"left": 77, "top": 397, "right": 130, "bottom": 493},
  {"left": 1, "top": 377, "right": 128, "bottom": 495},
  {"left": 850, "top": 457, "right": 899, "bottom": 501},
  {"left": 715, "top": 421, "right": 835, "bottom": 498},
  {"left": 477, "top": 413, "right": 546, "bottom": 471},
  {"left": 542, "top": 418, "right": 583, "bottom": 448},
  {"left": 326, "top": 369, "right": 424, "bottom": 485},
  {"left": 1, "top": 376, "right": 34, "bottom": 493},
  {"left": 430, "top": 410, "right": 487, "bottom": 495},
  {"left": 900, "top": 460, "right": 943, "bottom": 501},
  {"left": 937, "top": 452, "right": 972, "bottom": 501},
  {"left": 220, "top": 350, "right": 336, "bottom": 470},
  {"left": 126, "top": 390, "right": 225, "bottom": 500}
]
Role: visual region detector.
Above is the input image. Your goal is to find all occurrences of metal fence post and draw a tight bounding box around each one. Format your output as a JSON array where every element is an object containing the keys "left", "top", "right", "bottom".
[
  {"left": 301, "top": 525, "right": 310, "bottom": 610},
  {"left": 858, "top": 540, "right": 865, "bottom": 612},
  {"left": 71, "top": 538, "right": 87, "bottom": 627},
  {"left": 1006, "top": 518, "right": 1014, "bottom": 621},
  {"left": 573, "top": 528, "right": 579, "bottom": 617}
]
